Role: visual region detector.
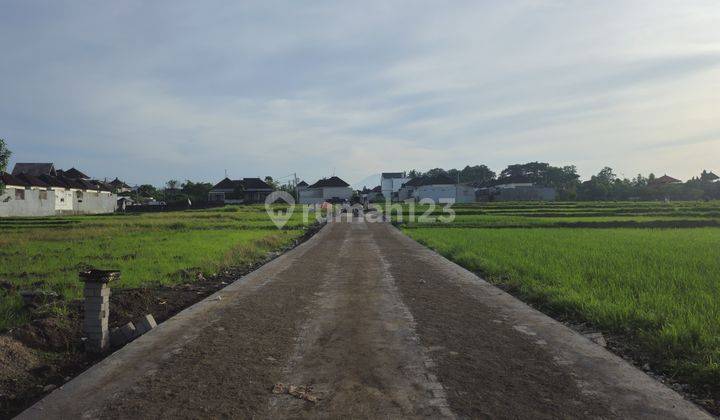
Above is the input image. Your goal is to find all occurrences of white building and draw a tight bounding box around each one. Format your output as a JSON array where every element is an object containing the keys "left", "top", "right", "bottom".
[
  {"left": 1, "top": 170, "right": 116, "bottom": 217},
  {"left": 412, "top": 174, "right": 475, "bottom": 204},
  {"left": 298, "top": 176, "right": 353, "bottom": 204},
  {"left": 380, "top": 172, "right": 410, "bottom": 201}
]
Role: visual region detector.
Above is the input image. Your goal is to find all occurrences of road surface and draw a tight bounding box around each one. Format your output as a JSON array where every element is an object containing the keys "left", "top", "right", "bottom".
[{"left": 20, "top": 217, "right": 709, "bottom": 419}]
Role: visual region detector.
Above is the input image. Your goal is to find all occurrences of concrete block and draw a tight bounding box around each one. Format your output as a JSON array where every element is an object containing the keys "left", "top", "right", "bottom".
[
  {"left": 134, "top": 314, "right": 157, "bottom": 336},
  {"left": 83, "top": 324, "right": 107, "bottom": 335},
  {"left": 83, "top": 287, "right": 110, "bottom": 297},
  {"left": 83, "top": 282, "right": 109, "bottom": 290},
  {"left": 85, "top": 333, "right": 109, "bottom": 352},
  {"left": 110, "top": 327, "right": 126, "bottom": 347},
  {"left": 83, "top": 317, "right": 108, "bottom": 329},
  {"left": 84, "top": 296, "right": 110, "bottom": 305},
  {"left": 83, "top": 309, "right": 108, "bottom": 320},
  {"left": 120, "top": 322, "right": 137, "bottom": 341}
]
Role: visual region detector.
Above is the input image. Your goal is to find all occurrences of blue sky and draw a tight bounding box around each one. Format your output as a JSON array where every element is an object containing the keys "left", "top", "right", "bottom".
[{"left": 1, "top": 0, "right": 719, "bottom": 187}]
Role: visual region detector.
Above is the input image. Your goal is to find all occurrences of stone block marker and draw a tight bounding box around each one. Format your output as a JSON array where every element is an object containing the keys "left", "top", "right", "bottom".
[
  {"left": 80, "top": 269, "right": 120, "bottom": 353},
  {"left": 134, "top": 314, "right": 157, "bottom": 336}
]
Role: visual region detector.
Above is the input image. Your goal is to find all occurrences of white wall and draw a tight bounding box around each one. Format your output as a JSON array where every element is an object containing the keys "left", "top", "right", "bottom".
[
  {"left": 0, "top": 187, "right": 56, "bottom": 217},
  {"left": 54, "top": 188, "right": 73, "bottom": 211},
  {"left": 299, "top": 186, "right": 353, "bottom": 204},
  {"left": 414, "top": 184, "right": 475, "bottom": 204},
  {"left": 381, "top": 176, "right": 409, "bottom": 198},
  {"left": 0, "top": 186, "right": 116, "bottom": 217},
  {"left": 299, "top": 188, "right": 323, "bottom": 204},
  {"left": 322, "top": 186, "right": 353, "bottom": 200}
]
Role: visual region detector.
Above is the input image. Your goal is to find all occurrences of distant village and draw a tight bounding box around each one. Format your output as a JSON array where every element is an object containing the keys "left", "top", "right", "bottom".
[{"left": 1, "top": 160, "right": 718, "bottom": 218}]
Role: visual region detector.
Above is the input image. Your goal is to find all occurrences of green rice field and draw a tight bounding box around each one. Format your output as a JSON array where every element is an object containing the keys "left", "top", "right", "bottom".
[
  {"left": 0, "top": 206, "right": 317, "bottom": 331},
  {"left": 400, "top": 200, "right": 720, "bottom": 393}
]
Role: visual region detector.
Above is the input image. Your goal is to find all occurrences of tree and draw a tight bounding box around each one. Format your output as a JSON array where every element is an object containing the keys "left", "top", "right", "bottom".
[
  {"left": 424, "top": 168, "right": 449, "bottom": 178},
  {"left": 166, "top": 179, "right": 179, "bottom": 190},
  {"left": 136, "top": 184, "right": 157, "bottom": 198},
  {"left": 595, "top": 167, "right": 616, "bottom": 185},
  {"left": 264, "top": 176, "right": 279, "bottom": 190},
  {"left": 0, "top": 139, "right": 11, "bottom": 194},
  {"left": 407, "top": 169, "right": 423, "bottom": 178},
  {"left": 458, "top": 165, "right": 496, "bottom": 186},
  {"left": 181, "top": 180, "right": 213, "bottom": 204}
]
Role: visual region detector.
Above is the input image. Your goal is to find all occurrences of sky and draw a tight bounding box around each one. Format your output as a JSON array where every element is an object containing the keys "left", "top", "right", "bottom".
[{"left": 1, "top": 1, "right": 719, "bottom": 187}]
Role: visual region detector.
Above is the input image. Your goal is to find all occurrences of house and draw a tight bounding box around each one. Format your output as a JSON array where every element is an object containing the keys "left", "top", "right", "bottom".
[
  {"left": 380, "top": 172, "right": 410, "bottom": 201},
  {"left": 109, "top": 177, "right": 132, "bottom": 193},
  {"left": 58, "top": 167, "right": 90, "bottom": 180},
  {"left": 298, "top": 176, "right": 353, "bottom": 204},
  {"left": 117, "top": 196, "right": 136, "bottom": 211},
  {"left": 1, "top": 170, "right": 116, "bottom": 217},
  {"left": 359, "top": 186, "right": 383, "bottom": 203},
  {"left": 706, "top": 172, "right": 720, "bottom": 182},
  {"left": 11, "top": 163, "right": 56, "bottom": 177},
  {"left": 208, "top": 177, "right": 274, "bottom": 204},
  {"left": 650, "top": 175, "right": 682, "bottom": 186},
  {"left": 413, "top": 174, "right": 475, "bottom": 204},
  {"left": 397, "top": 177, "right": 424, "bottom": 201},
  {"left": 477, "top": 179, "right": 556, "bottom": 201}
]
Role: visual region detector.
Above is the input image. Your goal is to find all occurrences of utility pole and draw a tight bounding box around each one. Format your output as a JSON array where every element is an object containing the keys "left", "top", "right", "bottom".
[{"left": 294, "top": 172, "right": 298, "bottom": 201}]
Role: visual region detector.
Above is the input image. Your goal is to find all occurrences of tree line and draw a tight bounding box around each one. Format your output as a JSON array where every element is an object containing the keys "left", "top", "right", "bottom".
[{"left": 407, "top": 162, "right": 720, "bottom": 201}]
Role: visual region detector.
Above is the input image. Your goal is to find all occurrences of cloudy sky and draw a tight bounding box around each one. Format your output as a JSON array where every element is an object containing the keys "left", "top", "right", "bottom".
[{"left": 1, "top": 1, "right": 719, "bottom": 186}]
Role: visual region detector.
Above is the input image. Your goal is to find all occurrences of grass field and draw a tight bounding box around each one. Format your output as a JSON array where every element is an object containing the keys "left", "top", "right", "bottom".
[
  {"left": 401, "top": 200, "right": 720, "bottom": 392},
  {"left": 0, "top": 206, "right": 317, "bottom": 331}
]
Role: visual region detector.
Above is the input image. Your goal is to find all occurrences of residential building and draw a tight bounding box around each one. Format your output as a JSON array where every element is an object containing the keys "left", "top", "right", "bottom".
[
  {"left": 109, "top": 177, "right": 132, "bottom": 193},
  {"left": 359, "top": 186, "right": 383, "bottom": 203},
  {"left": 58, "top": 167, "right": 90, "bottom": 180},
  {"left": 1, "top": 169, "right": 116, "bottom": 217},
  {"left": 477, "top": 179, "right": 556, "bottom": 202},
  {"left": 380, "top": 172, "right": 410, "bottom": 201},
  {"left": 650, "top": 175, "right": 682, "bottom": 186},
  {"left": 397, "top": 177, "right": 423, "bottom": 201},
  {"left": 298, "top": 176, "right": 353, "bottom": 204},
  {"left": 413, "top": 174, "right": 475, "bottom": 204},
  {"left": 11, "top": 163, "right": 56, "bottom": 177},
  {"left": 208, "top": 177, "right": 274, "bottom": 204}
]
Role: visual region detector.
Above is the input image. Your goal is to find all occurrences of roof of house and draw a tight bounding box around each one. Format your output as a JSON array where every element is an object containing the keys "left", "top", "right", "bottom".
[
  {"left": 243, "top": 178, "right": 273, "bottom": 190},
  {"left": 109, "top": 178, "right": 131, "bottom": 188},
  {"left": 61, "top": 167, "right": 89, "bottom": 179},
  {"left": 309, "top": 176, "right": 350, "bottom": 188},
  {"left": 16, "top": 173, "right": 49, "bottom": 188},
  {"left": 381, "top": 172, "right": 406, "bottom": 179},
  {"left": 419, "top": 174, "right": 456, "bottom": 186},
  {"left": 653, "top": 175, "right": 682, "bottom": 184},
  {"left": 56, "top": 175, "right": 86, "bottom": 190},
  {"left": 297, "top": 180, "right": 308, "bottom": 187},
  {"left": 38, "top": 174, "right": 69, "bottom": 188},
  {"left": 402, "top": 177, "right": 424, "bottom": 187},
  {"left": 11, "top": 163, "right": 56, "bottom": 177},
  {"left": 705, "top": 172, "right": 719, "bottom": 181},
  {"left": 371, "top": 185, "right": 382, "bottom": 192},
  {"left": 1, "top": 172, "right": 27, "bottom": 187},
  {"left": 211, "top": 177, "right": 273, "bottom": 191},
  {"left": 1, "top": 171, "right": 112, "bottom": 192}
]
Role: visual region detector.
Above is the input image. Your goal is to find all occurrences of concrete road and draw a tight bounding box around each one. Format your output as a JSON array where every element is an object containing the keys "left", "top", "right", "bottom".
[{"left": 20, "top": 218, "right": 710, "bottom": 419}]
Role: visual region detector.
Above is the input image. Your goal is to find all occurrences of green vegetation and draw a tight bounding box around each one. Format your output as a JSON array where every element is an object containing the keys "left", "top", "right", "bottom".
[
  {"left": 401, "top": 200, "right": 720, "bottom": 392},
  {"left": 0, "top": 138, "right": 10, "bottom": 194},
  {"left": 0, "top": 206, "right": 316, "bottom": 330},
  {"left": 405, "top": 162, "right": 720, "bottom": 201}
]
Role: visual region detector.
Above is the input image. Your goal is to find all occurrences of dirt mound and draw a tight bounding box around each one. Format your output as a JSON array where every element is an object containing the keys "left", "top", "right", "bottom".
[
  {"left": 12, "top": 317, "right": 78, "bottom": 352},
  {"left": 0, "top": 336, "right": 40, "bottom": 384}
]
